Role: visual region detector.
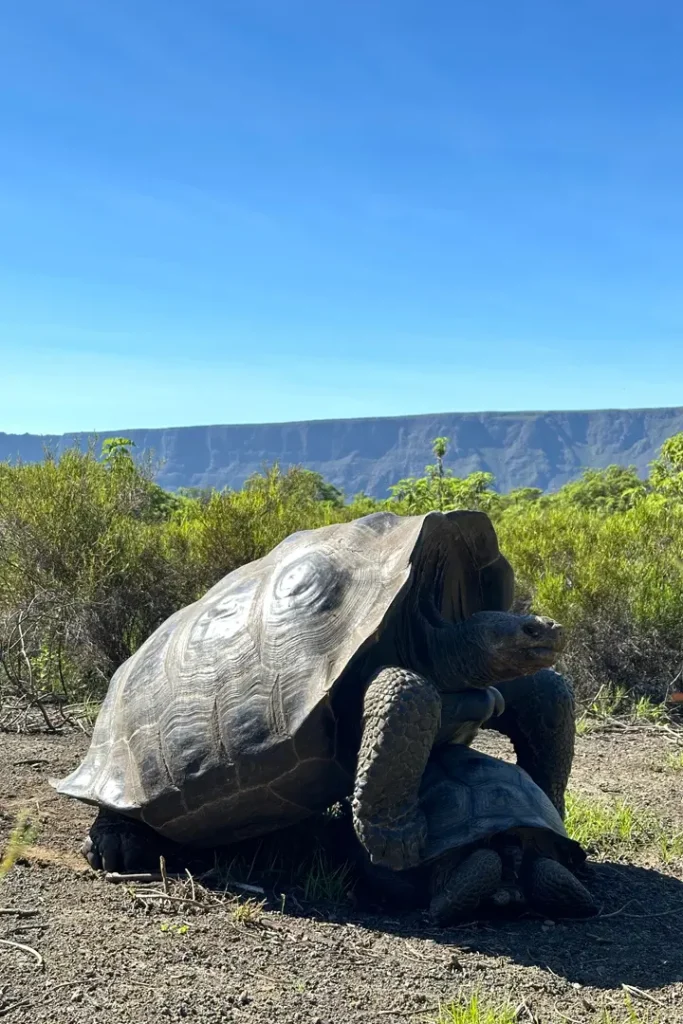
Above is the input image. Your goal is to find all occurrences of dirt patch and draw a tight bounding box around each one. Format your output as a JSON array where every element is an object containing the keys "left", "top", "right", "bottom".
[{"left": 1, "top": 728, "right": 683, "bottom": 1023}]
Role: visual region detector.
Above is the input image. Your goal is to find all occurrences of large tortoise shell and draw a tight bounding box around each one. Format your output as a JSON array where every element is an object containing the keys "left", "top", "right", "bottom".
[{"left": 54, "top": 510, "right": 513, "bottom": 844}]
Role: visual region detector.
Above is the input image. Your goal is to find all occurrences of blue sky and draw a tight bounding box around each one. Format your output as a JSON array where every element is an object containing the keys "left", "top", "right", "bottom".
[{"left": 2, "top": 1, "right": 682, "bottom": 433}]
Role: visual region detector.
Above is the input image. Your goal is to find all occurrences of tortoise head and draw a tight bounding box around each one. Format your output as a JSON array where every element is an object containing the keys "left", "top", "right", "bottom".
[{"left": 464, "top": 611, "right": 565, "bottom": 682}]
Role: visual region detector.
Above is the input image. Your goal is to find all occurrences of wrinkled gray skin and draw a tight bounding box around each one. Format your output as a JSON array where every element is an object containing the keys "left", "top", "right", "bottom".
[{"left": 52, "top": 511, "right": 574, "bottom": 877}]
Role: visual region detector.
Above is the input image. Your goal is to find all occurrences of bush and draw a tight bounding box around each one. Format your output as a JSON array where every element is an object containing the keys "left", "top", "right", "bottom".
[
  {"left": 1, "top": 432, "right": 682, "bottom": 726},
  {"left": 496, "top": 495, "right": 683, "bottom": 701}
]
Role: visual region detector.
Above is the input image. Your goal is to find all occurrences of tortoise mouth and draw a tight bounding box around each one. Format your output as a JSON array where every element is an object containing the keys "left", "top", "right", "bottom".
[{"left": 524, "top": 644, "right": 562, "bottom": 661}]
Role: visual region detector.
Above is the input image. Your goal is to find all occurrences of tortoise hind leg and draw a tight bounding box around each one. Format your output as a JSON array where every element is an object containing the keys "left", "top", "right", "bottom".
[
  {"left": 483, "top": 669, "right": 574, "bottom": 818},
  {"left": 352, "top": 667, "right": 441, "bottom": 872},
  {"left": 525, "top": 856, "right": 597, "bottom": 918},
  {"left": 82, "top": 809, "right": 169, "bottom": 873}
]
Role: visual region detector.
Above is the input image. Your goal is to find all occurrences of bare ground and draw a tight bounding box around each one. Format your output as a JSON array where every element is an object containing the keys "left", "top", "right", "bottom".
[{"left": 1, "top": 726, "right": 683, "bottom": 1023}]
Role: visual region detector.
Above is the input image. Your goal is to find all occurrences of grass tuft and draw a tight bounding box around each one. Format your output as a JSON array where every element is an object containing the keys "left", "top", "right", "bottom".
[
  {"left": 597, "top": 991, "right": 663, "bottom": 1022},
  {"left": 0, "top": 809, "right": 38, "bottom": 882},
  {"left": 662, "top": 749, "right": 683, "bottom": 772},
  {"left": 566, "top": 792, "right": 683, "bottom": 863},
  {"left": 301, "top": 848, "right": 354, "bottom": 904},
  {"left": 433, "top": 993, "right": 517, "bottom": 1024},
  {"left": 433, "top": 992, "right": 659, "bottom": 1024},
  {"left": 231, "top": 897, "right": 266, "bottom": 926},
  {"left": 576, "top": 686, "right": 668, "bottom": 735}
]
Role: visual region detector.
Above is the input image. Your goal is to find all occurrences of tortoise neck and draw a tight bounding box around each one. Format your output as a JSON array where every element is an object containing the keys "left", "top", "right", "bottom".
[{"left": 426, "top": 619, "right": 493, "bottom": 691}]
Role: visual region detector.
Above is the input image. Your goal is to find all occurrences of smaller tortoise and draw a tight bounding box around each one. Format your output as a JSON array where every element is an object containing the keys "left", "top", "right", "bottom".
[{"left": 362, "top": 744, "right": 596, "bottom": 924}]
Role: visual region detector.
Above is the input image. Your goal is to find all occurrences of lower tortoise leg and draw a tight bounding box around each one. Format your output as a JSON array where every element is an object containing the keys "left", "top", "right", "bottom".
[
  {"left": 483, "top": 669, "right": 575, "bottom": 818},
  {"left": 352, "top": 666, "right": 441, "bottom": 872},
  {"left": 429, "top": 848, "right": 503, "bottom": 925},
  {"left": 82, "top": 809, "right": 170, "bottom": 873},
  {"left": 525, "top": 856, "right": 597, "bottom": 918}
]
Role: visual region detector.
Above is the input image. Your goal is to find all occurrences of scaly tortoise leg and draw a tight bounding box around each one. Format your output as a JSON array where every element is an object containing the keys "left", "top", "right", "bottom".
[
  {"left": 524, "top": 856, "right": 597, "bottom": 918},
  {"left": 352, "top": 667, "right": 441, "bottom": 872},
  {"left": 82, "top": 809, "right": 170, "bottom": 873},
  {"left": 483, "top": 669, "right": 575, "bottom": 818},
  {"left": 429, "top": 848, "right": 503, "bottom": 925}
]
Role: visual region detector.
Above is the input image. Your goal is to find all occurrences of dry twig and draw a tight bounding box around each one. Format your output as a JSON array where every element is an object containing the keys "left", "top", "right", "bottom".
[
  {"left": 0, "top": 937, "right": 44, "bottom": 968},
  {"left": 621, "top": 984, "right": 668, "bottom": 1009},
  {"left": 0, "top": 999, "right": 30, "bottom": 1018}
]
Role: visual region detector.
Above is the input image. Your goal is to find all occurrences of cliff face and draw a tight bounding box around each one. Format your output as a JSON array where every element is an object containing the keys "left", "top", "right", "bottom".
[{"left": 2, "top": 407, "right": 682, "bottom": 498}]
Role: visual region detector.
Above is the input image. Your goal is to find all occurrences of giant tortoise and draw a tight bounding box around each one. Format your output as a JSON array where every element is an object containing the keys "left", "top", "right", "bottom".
[{"left": 53, "top": 509, "right": 575, "bottom": 874}]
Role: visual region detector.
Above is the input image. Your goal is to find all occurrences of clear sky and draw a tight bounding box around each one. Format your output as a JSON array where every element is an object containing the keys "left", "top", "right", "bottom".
[{"left": 2, "top": 1, "right": 682, "bottom": 433}]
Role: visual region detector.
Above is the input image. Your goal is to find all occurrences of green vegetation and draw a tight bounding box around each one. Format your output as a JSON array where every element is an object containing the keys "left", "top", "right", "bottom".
[
  {"left": 301, "top": 848, "right": 355, "bottom": 904},
  {"left": 599, "top": 995, "right": 663, "bottom": 1024},
  {"left": 433, "top": 993, "right": 517, "bottom": 1024},
  {"left": 576, "top": 685, "right": 668, "bottom": 734},
  {"left": 565, "top": 792, "right": 683, "bottom": 863},
  {"left": 432, "top": 991, "right": 661, "bottom": 1024},
  {"left": 0, "top": 810, "right": 37, "bottom": 882},
  {"left": 1, "top": 431, "right": 683, "bottom": 725},
  {"left": 662, "top": 750, "right": 683, "bottom": 772}
]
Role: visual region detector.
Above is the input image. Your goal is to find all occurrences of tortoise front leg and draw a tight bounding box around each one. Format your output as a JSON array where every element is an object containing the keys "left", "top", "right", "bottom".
[
  {"left": 483, "top": 669, "right": 575, "bottom": 818},
  {"left": 82, "top": 809, "right": 171, "bottom": 873},
  {"left": 352, "top": 667, "right": 441, "bottom": 872},
  {"left": 429, "top": 848, "right": 503, "bottom": 925},
  {"left": 524, "top": 856, "right": 597, "bottom": 918}
]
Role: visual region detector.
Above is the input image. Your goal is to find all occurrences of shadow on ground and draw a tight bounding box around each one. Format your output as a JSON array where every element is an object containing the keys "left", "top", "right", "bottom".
[
  {"left": 158, "top": 812, "right": 683, "bottom": 994},
  {"left": 427, "top": 860, "right": 683, "bottom": 991}
]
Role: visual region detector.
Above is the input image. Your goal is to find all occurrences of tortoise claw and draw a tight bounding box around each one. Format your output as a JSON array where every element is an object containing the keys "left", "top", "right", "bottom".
[
  {"left": 488, "top": 687, "right": 505, "bottom": 717},
  {"left": 359, "top": 808, "right": 428, "bottom": 872}
]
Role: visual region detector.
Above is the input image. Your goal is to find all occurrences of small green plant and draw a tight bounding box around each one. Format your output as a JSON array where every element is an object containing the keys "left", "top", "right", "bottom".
[
  {"left": 0, "top": 809, "right": 38, "bottom": 882},
  {"left": 575, "top": 715, "right": 596, "bottom": 736},
  {"left": 66, "top": 696, "right": 103, "bottom": 729},
  {"left": 301, "top": 848, "right": 354, "bottom": 904},
  {"left": 159, "top": 921, "right": 190, "bottom": 936},
  {"left": 231, "top": 897, "right": 265, "bottom": 926},
  {"left": 576, "top": 686, "right": 669, "bottom": 734},
  {"left": 631, "top": 695, "right": 668, "bottom": 723},
  {"left": 433, "top": 991, "right": 517, "bottom": 1024},
  {"left": 598, "top": 991, "right": 662, "bottom": 1023},
  {"left": 663, "top": 750, "right": 683, "bottom": 771}
]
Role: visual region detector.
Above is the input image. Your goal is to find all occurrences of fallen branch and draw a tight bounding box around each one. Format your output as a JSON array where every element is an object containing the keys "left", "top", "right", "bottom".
[{"left": 104, "top": 870, "right": 265, "bottom": 895}]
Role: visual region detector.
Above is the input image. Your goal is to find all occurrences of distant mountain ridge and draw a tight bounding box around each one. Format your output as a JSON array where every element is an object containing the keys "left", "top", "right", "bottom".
[{"left": 2, "top": 407, "right": 683, "bottom": 498}]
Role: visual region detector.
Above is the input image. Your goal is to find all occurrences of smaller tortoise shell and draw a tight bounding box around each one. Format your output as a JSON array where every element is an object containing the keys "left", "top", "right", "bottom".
[{"left": 419, "top": 745, "right": 582, "bottom": 864}]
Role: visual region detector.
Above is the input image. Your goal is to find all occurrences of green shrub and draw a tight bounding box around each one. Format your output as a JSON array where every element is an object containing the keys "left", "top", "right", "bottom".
[{"left": 1, "top": 432, "right": 682, "bottom": 721}]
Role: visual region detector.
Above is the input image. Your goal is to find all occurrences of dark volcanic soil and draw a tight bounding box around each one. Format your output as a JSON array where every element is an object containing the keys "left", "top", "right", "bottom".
[{"left": 1, "top": 727, "right": 683, "bottom": 1023}]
